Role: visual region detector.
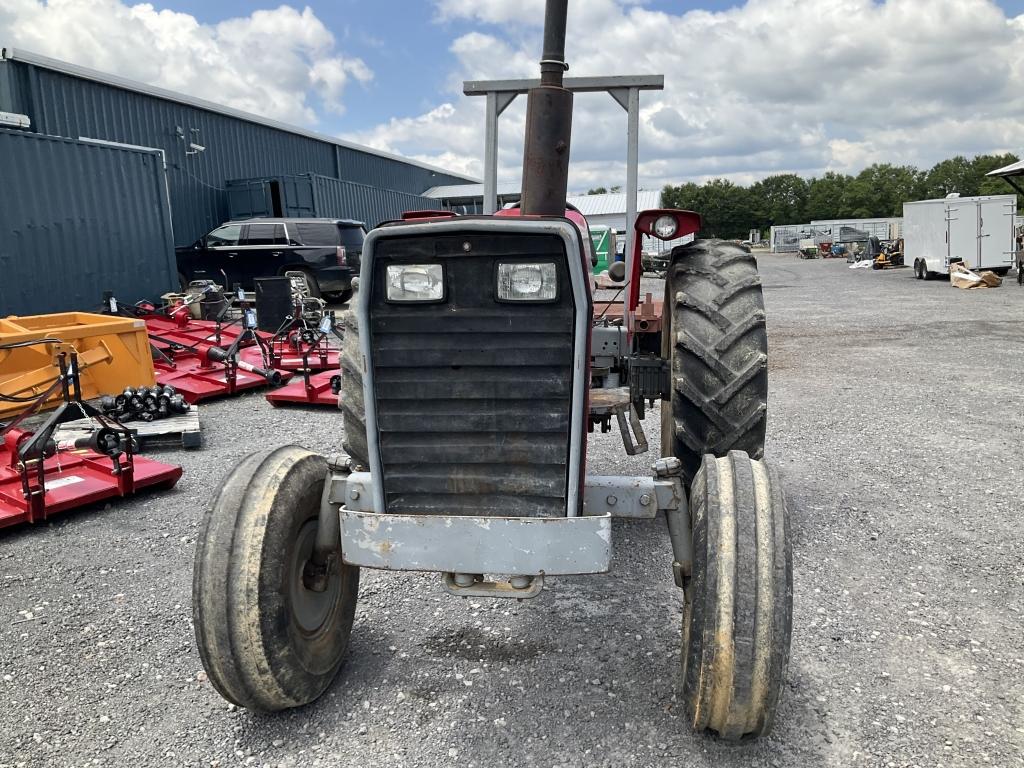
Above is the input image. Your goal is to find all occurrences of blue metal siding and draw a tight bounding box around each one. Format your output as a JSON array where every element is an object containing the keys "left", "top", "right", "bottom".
[
  {"left": 313, "top": 175, "right": 442, "bottom": 228},
  {"left": 1, "top": 60, "right": 471, "bottom": 248},
  {"left": 0, "top": 129, "right": 176, "bottom": 315},
  {"left": 225, "top": 174, "right": 443, "bottom": 228}
]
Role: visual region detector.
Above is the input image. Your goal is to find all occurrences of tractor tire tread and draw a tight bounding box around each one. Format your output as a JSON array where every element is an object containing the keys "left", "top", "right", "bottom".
[
  {"left": 682, "top": 451, "right": 792, "bottom": 740},
  {"left": 664, "top": 239, "right": 768, "bottom": 485},
  {"left": 193, "top": 446, "right": 359, "bottom": 711}
]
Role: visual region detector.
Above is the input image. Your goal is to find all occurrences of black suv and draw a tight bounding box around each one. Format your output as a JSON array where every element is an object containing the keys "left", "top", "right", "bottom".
[{"left": 175, "top": 218, "right": 365, "bottom": 301}]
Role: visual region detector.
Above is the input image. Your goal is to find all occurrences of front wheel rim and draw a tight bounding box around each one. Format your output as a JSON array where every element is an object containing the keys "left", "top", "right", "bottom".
[{"left": 289, "top": 520, "right": 341, "bottom": 636}]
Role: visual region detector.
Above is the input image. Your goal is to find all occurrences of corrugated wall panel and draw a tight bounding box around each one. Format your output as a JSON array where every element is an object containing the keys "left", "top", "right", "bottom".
[
  {"left": 0, "top": 129, "right": 176, "bottom": 315},
  {"left": 312, "top": 175, "right": 442, "bottom": 228},
  {"left": 1, "top": 61, "right": 470, "bottom": 248},
  {"left": 226, "top": 174, "right": 443, "bottom": 228}
]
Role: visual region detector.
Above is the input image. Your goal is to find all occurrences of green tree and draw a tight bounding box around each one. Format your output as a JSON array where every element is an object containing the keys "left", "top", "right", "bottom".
[
  {"left": 695, "top": 179, "right": 752, "bottom": 239},
  {"left": 842, "top": 164, "right": 924, "bottom": 218},
  {"left": 805, "top": 172, "right": 852, "bottom": 220},
  {"left": 662, "top": 181, "right": 702, "bottom": 212},
  {"left": 748, "top": 174, "right": 808, "bottom": 227},
  {"left": 587, "top": 187, "right": 608, "bottom": 195},
  {"left": 973, "top": 153, "right": 1020, "bottom": 202},
  {"left": 659, "top": 152, "right": 1020, "bottom": 236},
  {"left": 923, "top": 156, "right": 974, "bottom": 198}
]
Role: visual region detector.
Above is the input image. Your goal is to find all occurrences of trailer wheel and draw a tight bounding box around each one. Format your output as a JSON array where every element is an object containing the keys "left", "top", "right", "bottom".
[
  {"left": 682, "top": 451, "right": 792, "bottom": 740},
  {"left": 339, "top": 312, "right": 369, "bottom": 468},
  {"left": 193, "top": 446, "right": 359, "bottom": 711},
  {"left": 661, "top": 240, "right": 768, "bottom": 486}
]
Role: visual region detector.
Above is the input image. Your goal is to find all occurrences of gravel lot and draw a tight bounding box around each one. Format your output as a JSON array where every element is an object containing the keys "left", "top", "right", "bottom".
[{"left": 2, "top": 255, "right": 1022, "bottom": 768}]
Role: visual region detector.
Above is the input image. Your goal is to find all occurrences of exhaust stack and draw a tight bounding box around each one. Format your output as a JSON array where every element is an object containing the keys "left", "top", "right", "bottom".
[{"left": 519, "top": 0, "right": 573, "bottom": 216}]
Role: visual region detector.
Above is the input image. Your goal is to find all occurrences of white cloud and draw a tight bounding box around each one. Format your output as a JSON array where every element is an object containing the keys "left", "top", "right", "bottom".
[
  {"left": 350, "top": 0, "right": 1024, "bottom": 189},
  {"left": 0, "top": 0, "right": 372, "bottom": 125}
]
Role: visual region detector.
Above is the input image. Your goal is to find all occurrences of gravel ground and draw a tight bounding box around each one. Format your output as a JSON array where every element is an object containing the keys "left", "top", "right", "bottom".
[{"left": 1, "top": 255, "right": 1022, "bottom": 767}]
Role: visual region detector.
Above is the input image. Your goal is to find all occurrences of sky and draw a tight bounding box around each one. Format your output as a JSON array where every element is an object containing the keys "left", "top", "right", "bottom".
[{"left": 3, "top": 0, "right": 1024, "bottom": 192}]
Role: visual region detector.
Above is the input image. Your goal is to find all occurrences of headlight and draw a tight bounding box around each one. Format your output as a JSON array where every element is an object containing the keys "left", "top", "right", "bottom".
[
  {"left": 497, "top": 262, "right": 557, "bottom": 301},
  {"left": 386, "top": 264, "right": 444, "bottom": 302},
  {"left": 653, "top": 215, "right": 678, "bottom": 239}
]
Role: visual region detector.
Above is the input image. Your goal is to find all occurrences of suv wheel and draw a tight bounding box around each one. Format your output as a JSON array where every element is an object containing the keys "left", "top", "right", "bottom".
[{"left": 290, "top": 269, "right": 321, "bottom": 299}]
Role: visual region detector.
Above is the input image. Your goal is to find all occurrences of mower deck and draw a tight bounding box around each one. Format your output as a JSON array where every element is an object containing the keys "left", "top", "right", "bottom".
[
  {"left": 0, "top": 446, "right": 182, "bottom": 529},
  {"left": 143, "top": 315, "right": 265, "bottom": 351},
  {"left": 154, "top": 357, "right": 292, "bottom": 404},
  {"left": 239, "top": 344, "right": 340, "bottom": 373},
  {"left": 265, "top": 370, "right": 339, "bottom": 407}
]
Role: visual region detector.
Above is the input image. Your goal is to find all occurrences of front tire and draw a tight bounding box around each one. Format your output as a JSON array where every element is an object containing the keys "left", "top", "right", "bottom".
[
  {"left": 682, "top": 451, "right": 793, "bottom": 740},
  {"left": 193, "top": 446, "right": 359, "bottom": 711},
  {"left": 661, "top": 240, "right": 768, "bottom": 486}
]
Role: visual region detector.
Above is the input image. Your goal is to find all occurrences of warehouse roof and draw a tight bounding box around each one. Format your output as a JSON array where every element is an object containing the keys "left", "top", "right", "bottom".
[
  {"left": 424, "top": 182, "right": 521, "bottom": 199},
  {"left": 566, "top": 190, "right": 662, "bottom": 216},
  {"left": 421, "top": 186, "right": 663, "bottom": 217},
  {"left": 0, "top": 46, "right": 478, "bottom": 183}
]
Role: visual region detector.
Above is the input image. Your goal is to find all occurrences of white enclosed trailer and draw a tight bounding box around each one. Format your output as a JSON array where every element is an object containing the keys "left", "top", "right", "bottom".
[{"left": 904, "top": 194, "right": 1016, "bottom": 279}]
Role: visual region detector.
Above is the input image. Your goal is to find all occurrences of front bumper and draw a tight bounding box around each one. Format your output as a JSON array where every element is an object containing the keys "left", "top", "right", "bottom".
[
  {"left": 339, "top": 508, "right": 612, "bottom": 575},
  {"left": 326, "top": 470, "right": 686, "bottom": 577},
  {"left": 329, "top": 471, "right": 611, "bottom": 575}
]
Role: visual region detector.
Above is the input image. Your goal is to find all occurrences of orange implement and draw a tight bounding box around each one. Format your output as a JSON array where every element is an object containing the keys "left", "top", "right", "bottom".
[{"left": 0, "top": 313, "right": 155, "bottom": 417}]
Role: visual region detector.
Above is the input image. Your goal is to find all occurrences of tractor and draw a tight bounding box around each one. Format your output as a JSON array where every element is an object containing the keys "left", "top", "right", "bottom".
[{"left": 192, "top": 0, "right": 792, "bottom": 741}]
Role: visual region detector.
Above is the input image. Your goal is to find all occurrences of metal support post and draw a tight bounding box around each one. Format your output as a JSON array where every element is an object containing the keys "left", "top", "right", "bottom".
[
  {"left": 465, "top": 75, "right": 663, "bottom": 219},
  {"left": 482, "top": 91, "right": 518, "bottom": 215},
  {"left": 484, "top": 92, "right": 499, "bottom": 215},
  {"left": 625, "top": 87, "right": 640, "bottom": 331}
]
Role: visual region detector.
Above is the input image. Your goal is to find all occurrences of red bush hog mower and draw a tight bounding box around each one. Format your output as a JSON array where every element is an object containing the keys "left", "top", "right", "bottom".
[{"left": 193, "top": 0, "right": 792, "bottom": 740}]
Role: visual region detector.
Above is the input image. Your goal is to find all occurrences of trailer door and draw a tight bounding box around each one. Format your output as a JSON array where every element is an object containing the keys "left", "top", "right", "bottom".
[
  {"left": 977, "top": 197, "right": 1015, "bottom": 270},
  {"left": 946, "top": 201, "right": 979, "bottom": 269}
]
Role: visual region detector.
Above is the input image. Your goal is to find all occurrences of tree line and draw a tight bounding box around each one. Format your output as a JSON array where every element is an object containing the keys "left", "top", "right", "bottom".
[{"left": 658, "top": 154, "right": 1020, "bottom": 240}]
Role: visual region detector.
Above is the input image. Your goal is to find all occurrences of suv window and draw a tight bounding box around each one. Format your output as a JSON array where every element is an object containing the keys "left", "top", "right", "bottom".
[
  {"left": 293, "top": 222, "right": 366, "bottom": 248},
  {"left": 338, "top": 225, "right": 366, "bottom": 249},
  {"left": 243, "top": 223, "right": 287, "bottom": 246},
  {"left": 206, "top": 224, "right": 242, "bottom": 247},
  {"left": 293, "top": 222, "right": 341, "bottom": 246}
]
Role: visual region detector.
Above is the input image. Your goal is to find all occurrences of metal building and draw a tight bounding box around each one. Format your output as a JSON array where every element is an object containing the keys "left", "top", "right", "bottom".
[
  {"left": 770, "top": 218, "right": 904, "bottom": 253},
  {"left": 0, "top": 46, "right": 475, "bottom": 313},
  {"left": 0, "top": 129, "right": 176, "bottom": 316}
]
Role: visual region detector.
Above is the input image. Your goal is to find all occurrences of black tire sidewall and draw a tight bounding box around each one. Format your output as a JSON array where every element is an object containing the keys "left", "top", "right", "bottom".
[
  {"left": 194, "top": 447, "right": 359, "bottom": 711},
  {"left": 255, "top": 455, "right": 358, "bottom": 689}
]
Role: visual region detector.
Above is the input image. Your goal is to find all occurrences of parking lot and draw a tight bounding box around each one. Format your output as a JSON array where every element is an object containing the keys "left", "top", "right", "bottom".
[{"left": 1, "top": 254, "right": 1022, "bottom": 768}]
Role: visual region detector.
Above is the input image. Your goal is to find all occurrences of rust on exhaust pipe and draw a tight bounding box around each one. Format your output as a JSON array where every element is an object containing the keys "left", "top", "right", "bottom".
[{"left": 520, "top": 0, "right": 573, "bottom": 217}]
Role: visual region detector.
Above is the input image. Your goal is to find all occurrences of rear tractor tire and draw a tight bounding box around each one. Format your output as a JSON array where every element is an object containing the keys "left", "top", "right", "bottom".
[
  {"left": 661, "top": 240, "right": 768, "bottom": 486},
  {"left": 193, "top": 446, "right": 359, "bottom": 711},
  {"left": 682, "top": 451, "right": 792, "bottom": 740}
]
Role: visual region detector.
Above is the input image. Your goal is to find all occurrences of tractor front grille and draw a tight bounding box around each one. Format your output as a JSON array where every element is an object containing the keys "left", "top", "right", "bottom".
[{"left": 368, "top": 232, "right": 577, "bottom": 517}]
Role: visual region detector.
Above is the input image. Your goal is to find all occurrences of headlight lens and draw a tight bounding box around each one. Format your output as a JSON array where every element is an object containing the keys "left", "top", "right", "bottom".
[
  {"left": 386, "top": 264, "right": 444, "bottom": 302},
  {"left": 497, "top": 262, "right": 557, "bottom": 301},
  {"left": 653, "top": 215, "right": 678, "bottom": 239}
]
